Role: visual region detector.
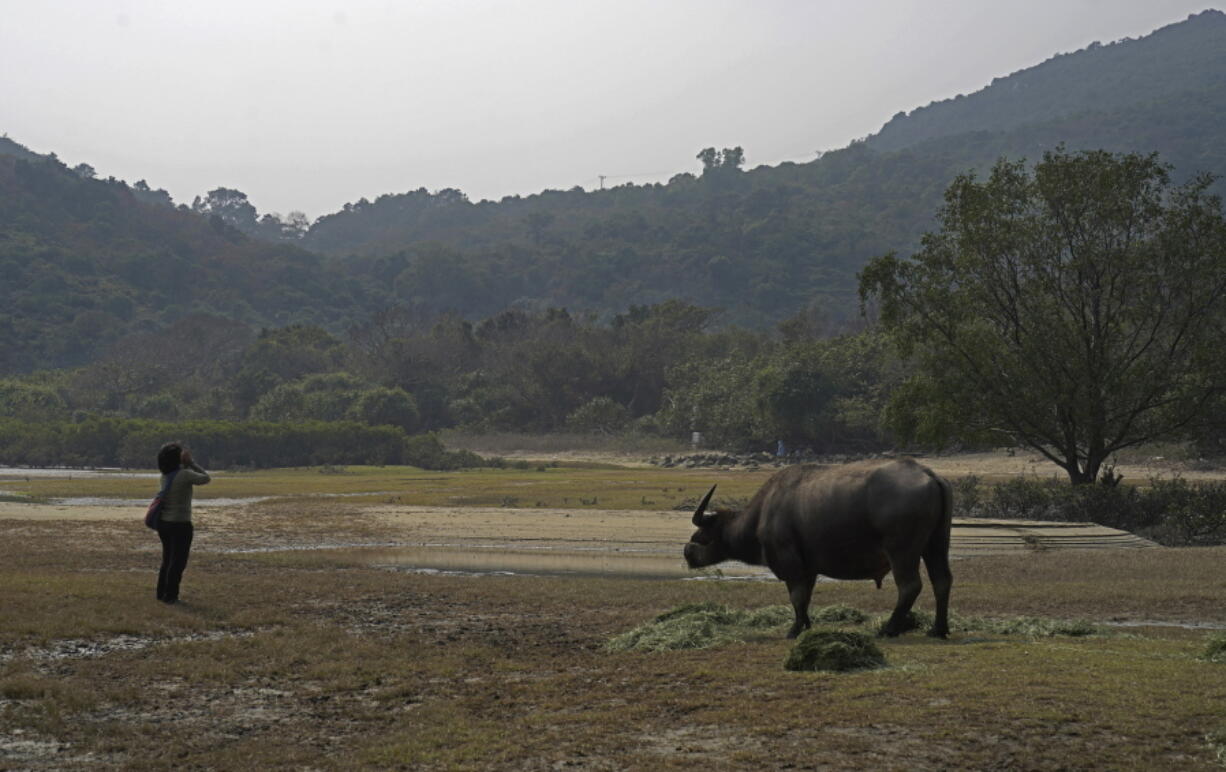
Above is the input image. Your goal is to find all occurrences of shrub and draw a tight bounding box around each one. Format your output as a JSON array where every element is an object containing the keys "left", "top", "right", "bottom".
[
  {"left": 954, "top": 474, "right": 1226, "bottom": 546},
  {"left": 784, "top": 629, "right": 886, "bottom": 673},
  {"left": 1144, "top": 479, "right": 1226, "bottom": 546},
  {"left": 949, "top": 474, "right": 984, "bottom": 517}
]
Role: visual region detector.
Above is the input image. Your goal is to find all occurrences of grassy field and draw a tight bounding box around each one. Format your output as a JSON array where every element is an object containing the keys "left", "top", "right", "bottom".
[
  {"left": 0, "top": 463, "right": 773, "bottom": 510},
  {"left": 2, "top": 463, "right": 1225, "bottom": 769}
]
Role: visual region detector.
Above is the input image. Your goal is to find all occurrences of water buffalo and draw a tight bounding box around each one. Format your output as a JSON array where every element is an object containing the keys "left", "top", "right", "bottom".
[{"left": 683, "top": 458, "right": 953, "bottom": 639}]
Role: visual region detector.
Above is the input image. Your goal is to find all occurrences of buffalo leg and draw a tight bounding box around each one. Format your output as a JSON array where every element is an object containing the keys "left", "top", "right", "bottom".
[
  {"left": 879, "top": 557, "right": 922, "bottom": 637},
  {"left": 923, "top": 551, "right": 952, "bottom": 638},
  {"left": 784, "top": 576, "right": 816, "bottom": 638}
]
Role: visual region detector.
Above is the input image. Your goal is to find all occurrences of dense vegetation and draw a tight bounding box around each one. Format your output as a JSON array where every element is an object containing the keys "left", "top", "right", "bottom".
[
  {"left": 0, "top": 154, "right": 374, "bottom": 372},
  {"left": 0, "top": 416, "right": 481, "bottom": 471},
  {"left": 862, "top": 148, "right": 1226, "bottom": 483},
  {"left": 3, "top": 9, "right": 1226, "bottom": 549},
  {"left": 869, "top": 10, "right": 1226, "bottom": 152},
  {"left": 0, "top": 301, "right": 898, "bottom": 456},
  {"left": 952, "top": 475, "right": 1226, "bottom": 547},
  {"left": 4, "top": 11, "right": 1226, "bottom": 376}
]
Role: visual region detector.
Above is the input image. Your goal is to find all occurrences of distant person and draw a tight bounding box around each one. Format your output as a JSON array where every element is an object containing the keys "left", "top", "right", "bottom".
[
  {"left": 776, "top": 439, "right": 786, "bottom": 458},
  {"left": 155, "top": 442, "right": 210, "bottom": 604}
]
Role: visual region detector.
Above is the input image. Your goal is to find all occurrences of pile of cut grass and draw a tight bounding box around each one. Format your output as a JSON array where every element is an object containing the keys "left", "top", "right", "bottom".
[
  {"left": 603, "top": 602, "right": 792, "bottom": 652},
  {"left": 784, "top": 629, "right": 886, "bottom": 673},
  {"left": 970, "top": 615, "right": 1098, "bottom": 637},
  {"left": 810, "top": 603, "right": 870, "bottom": 625},
  {"left": 1207, "top": 728, "right": 1226, "bottom": 766},
  {"left": 607, "top": 603, "right": 1106, "bottom": 655},
  {"left": 1204, "top": 632, "right": 1226, "bottom": 663},
  {"left": 866, "top": 608, "right": 1099, "bottom": 638}
]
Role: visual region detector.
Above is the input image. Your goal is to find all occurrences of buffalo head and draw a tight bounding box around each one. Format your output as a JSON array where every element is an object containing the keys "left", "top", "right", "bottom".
[{"left": 683, "top": 484, "right": 728, "bottom": 568}]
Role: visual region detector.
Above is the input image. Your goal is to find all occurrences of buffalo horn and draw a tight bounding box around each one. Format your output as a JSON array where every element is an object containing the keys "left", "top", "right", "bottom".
[{"left": 691, "top": 484, "right": 717, "bottom": 526}]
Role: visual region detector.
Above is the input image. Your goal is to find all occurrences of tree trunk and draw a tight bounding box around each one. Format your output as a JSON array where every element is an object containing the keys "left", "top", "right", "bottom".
[{"left": 1065, "top": 453, "right": 1105, "bottom": 485}]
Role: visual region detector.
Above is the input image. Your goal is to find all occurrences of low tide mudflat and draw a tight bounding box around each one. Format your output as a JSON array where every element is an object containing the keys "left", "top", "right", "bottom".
[{"left": 1, "top": 462, "right": 1224, "bottom": 769}]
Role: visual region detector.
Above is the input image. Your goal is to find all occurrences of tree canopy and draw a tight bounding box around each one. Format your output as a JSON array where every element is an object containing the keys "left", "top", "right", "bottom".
[{"left": 860, "top": 148, "right": 1226, "bottom": 483}]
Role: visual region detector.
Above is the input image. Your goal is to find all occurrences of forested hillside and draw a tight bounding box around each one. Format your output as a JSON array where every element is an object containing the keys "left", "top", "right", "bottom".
[
  {"left": 3, "top": 10, "right": 1226, "bottom": 376},
  {"left": 868, "top": 9, "right": 1226, "bottom": 152},
  {"left": 302, "top": 146, "right": 939, "bottom": 326},
  {"left": 293, "top": 10, "right": 1226, "bottom": 326},
  {"left": 0, "top": 151, "right": 375, "bottom": 371}
]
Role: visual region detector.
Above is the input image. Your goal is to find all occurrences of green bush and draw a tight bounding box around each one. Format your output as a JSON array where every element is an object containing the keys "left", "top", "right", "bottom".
[
  {"left": 1143, "top": 479, "right": 1226, "bottom": 546},
  {"left": 0, "top": 418, "right": 486, "bottom": 471},
  {"left": 951, "top": 474, "right": 1226, "bottom": 546}
]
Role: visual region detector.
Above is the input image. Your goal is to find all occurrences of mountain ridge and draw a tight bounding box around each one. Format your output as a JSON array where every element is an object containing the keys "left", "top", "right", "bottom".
[
  {"left": 868, "top": 9, "right": 1226, "bottom": 152},
  {"left": 4, "top": 10, "right": 1226, "bottom": 374}
]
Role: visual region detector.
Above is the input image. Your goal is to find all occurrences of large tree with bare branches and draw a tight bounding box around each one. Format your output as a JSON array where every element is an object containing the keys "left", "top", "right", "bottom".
[{"left": 860, "top": 148, "right": 1226, "bottom": 484}]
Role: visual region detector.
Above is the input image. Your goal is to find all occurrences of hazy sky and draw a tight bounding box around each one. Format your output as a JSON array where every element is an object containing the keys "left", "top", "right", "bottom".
[{"left": 2, "top": 1, "right": 1218, "bottom": 218}]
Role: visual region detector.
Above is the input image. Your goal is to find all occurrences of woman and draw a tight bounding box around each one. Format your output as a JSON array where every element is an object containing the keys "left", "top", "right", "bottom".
[{"left": 155, "top": 442, "right": 211, "bottom": 604}]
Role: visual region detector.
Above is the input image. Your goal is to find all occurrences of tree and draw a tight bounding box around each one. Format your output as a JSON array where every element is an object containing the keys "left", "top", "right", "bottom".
[
  {"left": 131, "top": 179, "right": 174, "bottom": 207},
  {"left": 860, "top": 148, "right": 1226, "bottom": 484},
  {"left": 257, "top": 210, "right": 310, "bottom": 241},
  {"left": 192, "top": 187, "right": 259, "bottom": 233},
  {"left": 720, "top": 146, "right": 745, "bottom": 171},
  {"left": 752, "top": 349, "right": 837, "bottom": 447},
  {"left": 524, "top": 211, "right": 555, "bottom": 244},
  {"left": 347, "top": 386, "right": 420, "bottom": 431},
  {"left": 695, "top": 146, "right": 745, "bottom": 176},
  {"left": 696, "top": 147, "right": 720, "bottom": 172}
]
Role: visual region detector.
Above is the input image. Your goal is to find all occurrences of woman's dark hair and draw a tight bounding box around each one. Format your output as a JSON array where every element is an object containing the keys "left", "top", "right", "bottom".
[{"left": 157, "top": 442, "right": 183, "bottom": 475}]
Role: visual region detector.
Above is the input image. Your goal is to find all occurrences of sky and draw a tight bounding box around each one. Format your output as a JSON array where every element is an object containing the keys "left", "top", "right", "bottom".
[{"left": 1, "top": 0, "right": 1219, "bottom": 219}]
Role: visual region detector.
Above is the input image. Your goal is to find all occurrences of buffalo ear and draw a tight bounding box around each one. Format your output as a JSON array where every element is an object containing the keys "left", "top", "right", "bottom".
[{"left": 691, "top": 484, "right": 717, "bottom": 526}]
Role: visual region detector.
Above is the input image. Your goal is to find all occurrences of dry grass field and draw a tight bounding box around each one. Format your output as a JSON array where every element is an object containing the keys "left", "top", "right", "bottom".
[{"left": 2, "top": 458, "right": 1225, "bottom": 769}]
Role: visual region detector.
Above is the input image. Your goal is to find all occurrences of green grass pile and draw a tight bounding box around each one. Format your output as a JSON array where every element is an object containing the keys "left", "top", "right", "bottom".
[
  {"left": 1204, "top": 632, "right": 1226, "bottom": 663},
  {"left": 866, "top": 609, "right": 1100, "bottom": 638},
  {"left": 607, "top": 602, "right": 1109, "bottom": 654},
  {"left": 1207, "top": 728, "right": 1226, "bottom": 766},
  {"left": 784, "top": 628, "right": 886, "bottom": 673},
  {"left": 973, "top": 615, "right": 1098, "bottom": 637},
  {"left": 604, "top": 602, "right": 792, "bottom": 652},
  {"left": 869, "top": 609, "right": 931, "bottom": 635},
  {"left": 810, "top": 603, "right": 870, "bottom": 625}
]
